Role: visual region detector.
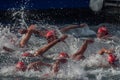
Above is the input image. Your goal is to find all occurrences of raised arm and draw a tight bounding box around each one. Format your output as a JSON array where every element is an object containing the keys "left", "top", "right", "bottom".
[
  {"left": 18, "top": 25, "right": 47, "bottom": 37},
  {"left": 42, "top": 60, "right": 60, "bottom": 77},
  {"left": 33, "top": 35, "right": 68, "bottom": 57},
  {"left": 71, "top": 39, "right": 94, "bottom": 60},
  {"left": 60, "top": 23, "right": 87, "bottom": 33},
  {"left": 19, "top": 25, "right": 35, "bottom": 48}
]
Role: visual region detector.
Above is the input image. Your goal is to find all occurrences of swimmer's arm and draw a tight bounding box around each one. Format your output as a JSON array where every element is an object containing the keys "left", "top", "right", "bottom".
[
  {"left": 98, "top": 48, "right": 106, "bottom": 55},
  {"left": 33, "top": 35, "right": 68, "bottom": 57},
  {"left": 19, "top": 25, "right": 36, "bottom": 48},
  {"left": 42, "top": 61, "right": 59, "bottom": 77},
  {"left": 19, "top": 29, "right": 47, "bottom": 37},
  {"left": 60, "top": 23, "right": 87, "bottom": 33},
  {"left": 98, "top": 48, "right": 114, "bottom": 55},
  {"left": 18, "top": 24, "right": 45, "bottom": 36},
  {"left": 43, "top": 63, "right": 52, "bottom": 67},
  {"left": 27, "top": 61, "right": 40, "bottom": 70},
  {"left": 27, "top": 61, "right": 51, "bottom": 70},
  {"left": 42, "top": 60, "right": 61, "bottom": 77},
  {"left": 72, "top": 39, "right": 93, "bottom": 58},
  {"left": 51, "top": 61, "right": 60, "bottom": 75},
  {"left": 18, "top": 25, "right": 35, "bottom": 34},
  {"left": 3, "top": 46, "right": 15, "bottom": 52},
  {"left": 19, "top": 29, "right": 33, "bottom": 48},
  {"left": 72, "top": 40, "right": 88, "bottom": 58},
  {"left": 98, "top": 48, "right": 111, "bottom": 55}
]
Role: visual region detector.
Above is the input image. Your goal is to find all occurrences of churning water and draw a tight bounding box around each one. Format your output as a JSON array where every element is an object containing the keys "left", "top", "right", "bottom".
[{"left": 0, "top": 3, "right": 120, "bottom": 80}]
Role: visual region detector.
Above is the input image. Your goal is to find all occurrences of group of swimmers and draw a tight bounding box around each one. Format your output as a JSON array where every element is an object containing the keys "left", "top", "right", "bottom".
[{"left": 2, "top": 23, "right": 119, "bottom": 77}]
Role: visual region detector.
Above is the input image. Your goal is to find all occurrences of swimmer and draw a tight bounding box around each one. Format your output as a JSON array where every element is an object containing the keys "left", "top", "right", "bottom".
[
  {"left": 2, "top": 25, "right": 36, "bottom": 52},
  {"left": 16, "top": 61, "right": 51, "bottom": 72},
  {"left": 3, "top": 25, "right": 67, "bottom": 53},
  {"left": 96, "top": 25, "right": 112, "bottom": 39},
  {"left": 98, "top": 48, "right": 119, "bottom": 67},
  {"left": 19, "top": 25, "right": 36, "bottom": 48},
  {"left": 15, "top": 35, "right": 67, "bottom": 71},
  {"left": 19, "top": 23, "right": 87, "bottom": 43},
  {"left": 43, "top": 39, "right": 94, "bottom": 76},
  {"left": 21, "top": 34, "right": 68, "bottom": 57}
]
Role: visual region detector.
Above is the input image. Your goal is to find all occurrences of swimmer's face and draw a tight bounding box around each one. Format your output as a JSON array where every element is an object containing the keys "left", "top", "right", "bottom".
[{"left": 97, "top": 32, "right": 106, "bottom": 38}]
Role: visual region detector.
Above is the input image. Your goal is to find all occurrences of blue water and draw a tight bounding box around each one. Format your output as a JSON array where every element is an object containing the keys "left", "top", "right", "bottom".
[{"left": 0, "top": 0, "right": 89, "bottom": 10}]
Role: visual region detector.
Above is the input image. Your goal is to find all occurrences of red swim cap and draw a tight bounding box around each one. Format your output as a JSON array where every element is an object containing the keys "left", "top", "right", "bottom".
[
  {"left": 21, "top": 52, "right": 31, "bottom": 57},
  {"left": 46, "top": 30, "right": 55, "bottom": 38},
  {"left": 97, "top": 26, "right": 108, "bottom": 35},
  {"left": 108, "top": 54, "right": 116, "bottom": 64},
  {"left": 58, "top": 52, "right": 69, "bottom": 59},
  {"left": 16, "top": 61, "right": 27, "bottom": 71}
]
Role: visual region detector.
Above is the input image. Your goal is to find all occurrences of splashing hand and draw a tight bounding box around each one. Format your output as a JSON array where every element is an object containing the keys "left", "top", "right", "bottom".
[
  {"left": 105, "top": 49, "right": 115, "bottom": 54},
  {"left": 28, "top": 25, "right": 36, "bottom": 31},
  {"left": 18, "top": 29, "right": 27, "bottom": 34}
]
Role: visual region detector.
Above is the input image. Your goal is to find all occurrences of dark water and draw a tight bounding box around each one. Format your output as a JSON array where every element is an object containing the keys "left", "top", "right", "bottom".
[{"left": 0, "top": 8, "right": 119, "bottom": 25}]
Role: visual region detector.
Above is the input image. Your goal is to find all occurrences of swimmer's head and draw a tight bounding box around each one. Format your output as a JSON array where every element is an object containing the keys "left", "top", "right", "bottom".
[
  {"left": 97, "top": 26, "right": 108, "bottom": 38},
  {"left": 45, "top": 30, "right": 57, "bottom": 43},
  {"left": 56, "top": 52, "right": 69, "bottom": 63},
  {"left": 57, "top": 52, "right": 69, "bottom": 59},
  {"left": 108, "top": 53, "right": 116, "bottom": 64},
  {"left": 16, "top": 61, "right": 27, "bottom": 71}
]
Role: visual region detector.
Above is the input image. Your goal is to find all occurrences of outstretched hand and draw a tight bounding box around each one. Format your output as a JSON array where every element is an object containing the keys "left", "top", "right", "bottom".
[
  {"left": 18, "top": 25, "right": 36, "bottom": 34},
  {"left": 28, "top": 25, "right": 36, "bottom": 31}
]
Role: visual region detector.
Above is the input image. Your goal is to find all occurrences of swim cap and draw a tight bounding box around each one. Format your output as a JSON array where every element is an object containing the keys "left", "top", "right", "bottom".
[
  {"left": 16, "top": 61, "right": 27, "bottom": 71},
  {"left": 97, "top": 26, "right": 108, "bottom": 35},
  {"left": 108, "top": 54, "right": 116, "bottom": 64},
  {"left": 58, "top": 52, "right": 69, "bottom": 59},
  {"left": 21, "top": 52, "right": 31, "bottom": 57},
  {"left": 46, "top": 30, "right": 55, "bottom": 38}
]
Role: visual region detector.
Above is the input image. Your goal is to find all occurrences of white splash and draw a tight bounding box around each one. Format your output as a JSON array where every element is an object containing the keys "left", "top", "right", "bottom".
[{"left": 0, "top": 23, "right": 120, "bottom": 80}]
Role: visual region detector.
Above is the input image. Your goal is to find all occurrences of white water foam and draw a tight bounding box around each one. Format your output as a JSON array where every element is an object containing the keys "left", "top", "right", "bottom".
[{"left": 0, "top": 23, "right": 120, "bottom": 80}]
